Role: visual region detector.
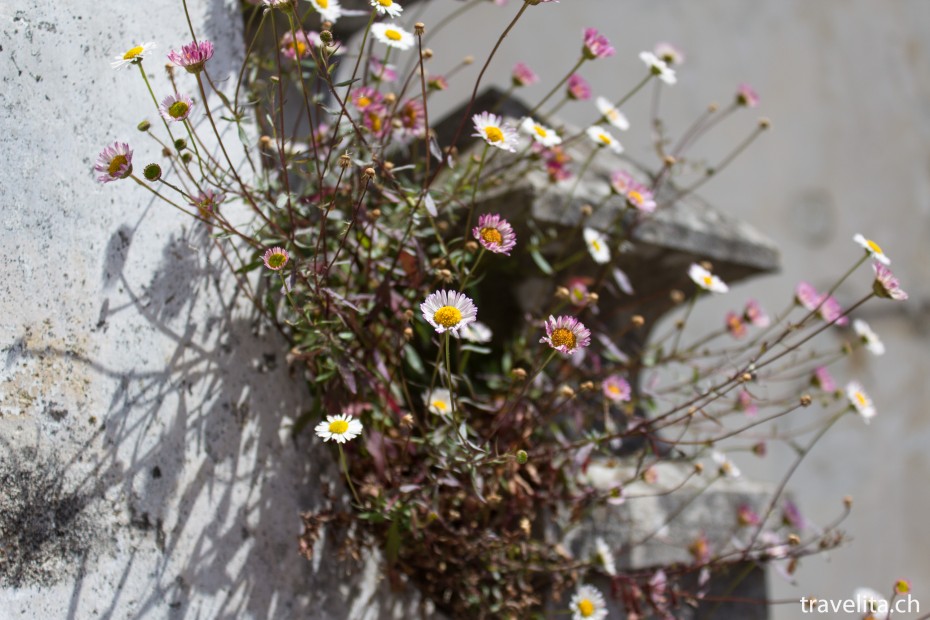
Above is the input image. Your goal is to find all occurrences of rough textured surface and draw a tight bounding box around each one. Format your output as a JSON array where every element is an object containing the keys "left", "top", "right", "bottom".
[{"left": 0, "top": 2, "right": 428, "bottom": 618}]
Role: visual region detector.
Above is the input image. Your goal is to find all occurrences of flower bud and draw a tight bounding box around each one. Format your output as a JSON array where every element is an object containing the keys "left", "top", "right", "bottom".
[
  {"left": 319, "top": 30, "right": 333, "bottom": 44},
  {"left": 799, "top": 394, "right": 812, "bottom": 407},
  {"left": 369, "top": 208, "right": 381, "bottom": 220},
  {"left": 414, "top": 22, "right": 425, "bottom": 35},
  {"left": 400, "top": 413, "right": 414, "bottom": 428},
  {"left": 339, "top": 152, "right": 352, "bottom": 168},
  {"left": 580, "top": 204, "right": 593, "bottom": 217},
  {"left": 511, "top": 368, "right": 527, "bottom": 381},
  {"left": 670, "top": 289, "right": 685, "bottom": 304},
  {"left": 403, "top": 327, "right": 414, "bottom": 341},
  {"left": 174, "top": 138, "right": 187, "bottom": 151},
  {"left": 555, "top": 286, "right": 570, "bottom": 300},
  {"left": 143, "top": 163, "right": 162, "bottom": 182},
  {"left": 421, "top": 48, "right": 433, "bottom": 59},
  {"left": 259, "top": 135, "right": 273, "bottom": 149},
  {"left": 463, "top": 55, "right": 474, "bottom": 65},
  {"left": 631, "top": 315, "right": 645, "bottom": 327},
  {"left": 137, "top": 120, "right": 151, "bottom": 132},
  {"left": 464, "top": 240, "right": 479, "bottom": 253},
  {"left": 787, "top": 533, "right": 801, "bottom": 546},
  {"left": 383, "top": 93, "right": 397, "bottom": 105},
  {"left": 181, "top": 152, "right": 192, "bottom": 164},
  {"left": 403, "top": 309, "right": 414, "bottom": 322},
  {"left": 580, "top": 381, "right": 594, "bottom": 391},
  {"left": 364, "top": 167, "right": 376, "bottom": 178},
  {"left": 843, "top": 495, "right": 853, "bottom": 509},
  {"left": 694, "top": 462, "right": 704, "bottom": 475},
  {"left": 516, "top": 450, "right": 528, "bottom": 465},
  {"left": 559, "top": 385, "right": 575, "bottom": 398}
]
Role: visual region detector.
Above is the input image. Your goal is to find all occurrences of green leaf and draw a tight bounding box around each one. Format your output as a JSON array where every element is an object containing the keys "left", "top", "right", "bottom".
[
  {"left": 236, "top": 258, "right": 263, "bottom": 274},
  {"left": 403, "top": 344, "right": 425, "bottom": 375},
  {"left": 529, "top": 248, "right": 554, "bottom": 275},
  {"left": 385, "top": 519, "right": 401, "bottom": 564}
]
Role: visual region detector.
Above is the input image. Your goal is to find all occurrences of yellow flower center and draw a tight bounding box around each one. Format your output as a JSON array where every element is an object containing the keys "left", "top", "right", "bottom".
[
  {"left": 591, "top": 240, "right": 601, "bottom": 252},
  {"left": 702, "top": 275, "right": 714, "bottom": 288},
  {"left": 385, "top": 28, "right": 402, "bottom": 41},
  {"left": 357, "top": 95, "right": 372, "bottom": 108},
  {"left": 533, "top": 125, "right": 548, "bottom": 138},
  {"left": 578, "top": 599, "right": 595, "bottom": 617},
  {"left": 866, "top": 239, "right": 883, "bottom": 255},
  {"left": 168, "top": 101, "right": 189, "bottom": 119},
  {"left": 431, "top": 400, "right": 447, "bottom": 412},
  {"left": 433, "top": 305, "right": 462, "bottom": 328},
  {"left": 328, "top": 419, "right": 349, "bottom": 434},
  {"left": 855, "top": 391, "right": 868, "bottom": 407},
  {"left": 108, "top": 154, "right": 128, "bottom": 176},
  {"left": 606, "top": 109, "right": 619, "bottom": 121},
  {"left": 267, "top": 252, "right": 287, "bottom": 269},
  {"left": 628, "top": 190, "right": 643, "bottom": 205},
  {"left": 597, "top": 133, "right": 611, "bottom": 145},
  {"left": 550, "top": 327, "right": 576, "bottom": 350},
  {"left": 378, "top": 0, "right": 393, "bottom": 5},
  {"left": 123, "top": 45, "right": 144, "bottom": 60},
  {"left": 294, "top": 41, "right": 308, "bottom": 56},
  {"left": 484, "top": 126, "right": 504, "bottom": 143},
  {"left": 607, "top": 384, "right": 620, "bottom": 395},
  {"left": 369, "top": 112, "right": 382, "bottom": 132},
  {"left": 480, "top": 227, "right": 503, "bottom": 245},
  {"left": 318, "top": 0, "right": 329, "bottom": 7}
]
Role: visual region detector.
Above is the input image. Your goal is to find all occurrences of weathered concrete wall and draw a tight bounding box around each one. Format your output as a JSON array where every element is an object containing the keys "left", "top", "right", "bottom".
[
  {"left": 0, "top": 1, "right": 426, "bottom": 618},
  {"left": 410, "top": 1, "right": 930, "bottom": 616}
]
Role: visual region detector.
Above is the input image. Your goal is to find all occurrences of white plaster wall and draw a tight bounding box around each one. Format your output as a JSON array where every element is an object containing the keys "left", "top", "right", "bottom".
[
  {"left": 406, "top": 0, "right": 930, "bottom": 616},
  {"left": 0, "top": 1, "right": 426, "bottom": 618}
]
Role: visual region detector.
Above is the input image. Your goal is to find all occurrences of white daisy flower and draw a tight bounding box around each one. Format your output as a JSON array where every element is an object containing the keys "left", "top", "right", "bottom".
[
  {"left": 711, "top": 450, "right": 741, "bottom": 478},
  {"left": 688, "top": 263, "right": 729, "bottom": 294},
  {"left": 372, "top": 22, "right": 415, "bottom": 50},
  {"left": 424, "top": 388, "right": 452, "bottom": 416},
  {"left": 583, "top": 227, "right": 611, "bottom": 264},
  {"left": 570, "top": 584, "right": 608, "bottom": 620},
  {"left": 111, "top": 42, "right": 156, "bottom": 69},
  {"left": 846, "top": 381, "right": 876, "bottom": 423},
  {"left": 370, "top": 0, "right": 403, "bottom": 17},
  {"left": 595, "top": 96, "right": 630, "bottom": 131},
  {"left": 853, "top": 587, "right": 889, "bottom": 619},
  {"left": 309, "top": 0, "right": 344, "bottom": 23},
  {"left": 852, "top": 319, "right": 885, "bottom": 356},
  {"left": 472, "top": 111, "right": 518, "bottom": 152},
  {"left": 314, "top": 413, "right": 363, "bottom": 443},
  {"left": 593, "top": 537, "right": 617, "bottom": 576},
  {"left": 420, "top": 290, "right": 478, "bottom": 334},
  {"left": 520, "top": 117, "right": 562, "bottom": 147},
  {"left": 455, "top": 320, "right": 493, "bottom": 343},
  {"left": 585, "top": 126, "right": 623, "bottom": 154},
  {"left": 639, "top": 51, "right": 677, "bottom": 85},
  {"left": 852, "top": 233, "right": 891, "bottom": 265},
  {"left": 654, "top": 41, "right": 685, "bottom": 66}
]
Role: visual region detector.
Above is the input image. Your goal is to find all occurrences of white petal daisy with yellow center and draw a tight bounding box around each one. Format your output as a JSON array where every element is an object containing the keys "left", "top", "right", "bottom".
[
  {"left": 372, "top": 22, "right": 415, "bottom": 50},
  {"left": 421, "top": 290, "right": 478, "bottom": 335},
  {"left": 569, "top": 584, "right": 608, "bottom": 620},
  {"left": 314, "top": 413, "right": 363, "bottom": 443},
  {"left": 371, "top": 0, "right": 403, "bottom": 17},
  {"left": 846, "top": 381, "right": 876, "bottom": 423},
  {"left": 852, "top": 319, "right": 885, "bottom": 356},
  {"left": 309, "top": 0, "right": 344, "bottom": 22},
  {"left": 111, "top": 42, "right": 156, "bottom": 69},
  {"left": 520, "top": 116, "right": 562, "bottom": 147},
  {"left": 595, "top": 96, "right": 630, "bottom": 131},
  {"left": 688, "top": 263, "right": 729, "bottom": 294},
  {"left": 424, "top": 389, "right": 452, "bottom": 416},
  {"left": 472, "top": 111, "right": 518, "bottom": 152},
  {"left": 585, "top": 126, "right": 623, "bottom": 154},
  {"left": 853, "top": 233, "right": 891, "bottom": 265},
  {"left": 583, "top": 227, "right": 610, "bottom": 264}
]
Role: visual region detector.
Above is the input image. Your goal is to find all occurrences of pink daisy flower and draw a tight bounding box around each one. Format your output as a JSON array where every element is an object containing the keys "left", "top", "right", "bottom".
[
  {"left": 818, "top": 294, "right": 848, "bottom": 326},
  {"left": 602, "top": 374, "right": 631, "bottom": 403},
  {"left": 351, "top": 86, "right": 382, "bottom": 111},
  {"left": 582, "top": 27, "right": 615, "bottom": 60},
  {"left": 540, "top": 315, "right": 591, "bottom": 355},
  {"left": 94, "top": 142, "right": 133, "bottom": 183},
  {"left": 370, "top": 57, "right": 398, "bottom": 82},
  {"left": 280, "top": 30, "right": 314, "bottom": 60},
  {"left": 812, "top": 366, "right": 836, "bottom": 393},
  {"left": 726, "top": 312, "right": 747, "bottom": 339},
  {"left": 397, "top": 98, "right": 425, "bottom": 137},
  {"left": 872, "top": 262, "right": 908, "bottom": 301},
  {"left": 190, "top": 188, "right": 225, "bottom": 217},
  {"left": 263, "top": 247, "right": 289, "bottom": 271},
  {"left": 736, "top": 83, "right": 760, "bottom": 108},
  {"left": 167, "top": 39, "right": 215, "bottom": 74},
  {"left": 610, "top": 170, "right": 634, "bottom": 196},
  {"left": 159, "top": 92, "right": 194, "bottom": 122},
  {"left": 794, "top": 281, "right": 821, "bottom": 312},
  {"left": 511, "top": 62, "right": 539, "bottom": 87},
  {"left": 625, "top": 181, "right": 657, "bottom": 212},
  {"left": 567, "top": 74, "right": 591, "bottom": 101},
  {"left": 472, "top": 213, "right": 517, "bottom": 255},
  {"left": 743, "top": 299, "right": 770, "bottom": 327},
  {"left": 736, "top": 389, "right": 757, "bottom": 416}
]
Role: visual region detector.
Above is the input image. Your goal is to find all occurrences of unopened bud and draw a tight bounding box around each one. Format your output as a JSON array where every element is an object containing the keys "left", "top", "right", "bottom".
[
  {"left": 391, "top": 118, "right": 403, "bottom": 129},
  {"left": 559, "top": 385, "right": 575, "bottom": 398},
  {"left": 800, "top": 394, "right": 812, "bottom": 407},
  {"left": 259, "top": 135, "right": 273, "bottom": 148},
  {"left": 143, "top": 163, "right": 162, "bottom": 182},
  {"left": 137, "top": 120, "right": 151, "bottom": 132},
  {"left": 670, "top": 289, "right": 685, "bottom": 304},
  {"left": 421, "top": 48, "right": 433, "bottom": 59},
  {"left": 752, "top": 442, "right": 767, "bottom": 457},
  {"left": 403, "top": 327, "right": 414, "bottom": 341},
  {"left": 173, "top": 138, "right": 187, "bottom": 151},
  {"left": 741, "top": 372, "right": 753, "bottom": 383},
  {"left": 694, "top": 462, "right": 704, "bottom": 475},
  {"left": 414, "top": 22, "right": 425, "bottom": 35},
  {"left": 843, "top": 495, "right": 853, "bottom": 509},
  {"left": 181, "top": 152, "right": 192, "bottom": 164},
  {"left": 319, "top": 29, "right": 333, "bottom": 44},
  {"left": 787, "top": 533, "right": 801, "bottom": 546},
  {"left": 555, "top": 286, "right": 570, "bottom": 300},
  {"left": 631, "top": 315, "right": 645, "bottom": 327},
  {"left": 436, "top": 269, "right": 453, "bottom": 282},
  {"left": 437, "top": 221, "right": 449, "bottom": 232},
  {"left": 364, "top": 167, "right": 376, "bottom": 178},
  {"left": 383, "top": 93, "right": 397, "bottom": 105},
  {"left": 708, "top": 102, "right": 719, "bottom": 113},
  {"left": 403, "top": 309, "right": 414, "bottom": 322},
  {"left": 516, "top": 450, "right": 528, "bottom": 465},
  {"left": 463, "top": 55, "right": 474, "bottom": 65},
  {"left": 700, "top": 260, "right": 713, "bottom": 271},
  {"left": 369, "top": 208, "right": 381, "bottom": 220},
  {"left": 759, "top": 117, "right": 771, "bottom": 129},
  {"left": 587, "top": 292, "right": 599, "bottom": 303},
  {"left": 401, "top": 413, "right": 414, "bottom": 428},
  {"left": 580, "top": 204, "right": 593, "bottom": 217},
  {"left": 339, "top": 152, "right": 351, "bottom": 168},
  {"left": 511, "top": 368, "right": 527, "bottom": 381},
  {"left": 663, "top": 155, "right": 677, "bottom": 167},
  {"left": 464, "top": 240, "right": 479, "bottom": 253},
  {"left": 580, "top": 381, "right": 594, "bottom": 391}
]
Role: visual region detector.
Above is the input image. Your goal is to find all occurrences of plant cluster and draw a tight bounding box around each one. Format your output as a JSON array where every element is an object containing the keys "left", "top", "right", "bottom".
[{"left": 96, "top": 0, "right": 910, "bottom": 617}]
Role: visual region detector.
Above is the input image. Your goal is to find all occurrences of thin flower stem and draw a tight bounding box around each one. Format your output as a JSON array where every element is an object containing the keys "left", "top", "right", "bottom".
[
  {"left": 671, "top": 293, "right": 700, "bottom": 355},
  {"left": 634, "top": 474, "right": 721, "bottom": 546},
  {"left": 529, "top": 57, "right": 585, "bottom": 119},
  {"left": 464, "top": 143, "right": 490, "bottom": 235},
  {"left": 136, "top": 62, "right": 177, "bottom": 145},
  {"left": 458, "top": 248, "right": 485, "bottom": 292},
  {"left": 568, "top": 149, "right": 597, "bottom": 199},
  {"left": 674, "top": 124, "right": 766, "bottom": 200},
  {"left": 337, "top": 444, "right": 362, "bottom": 506}
]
